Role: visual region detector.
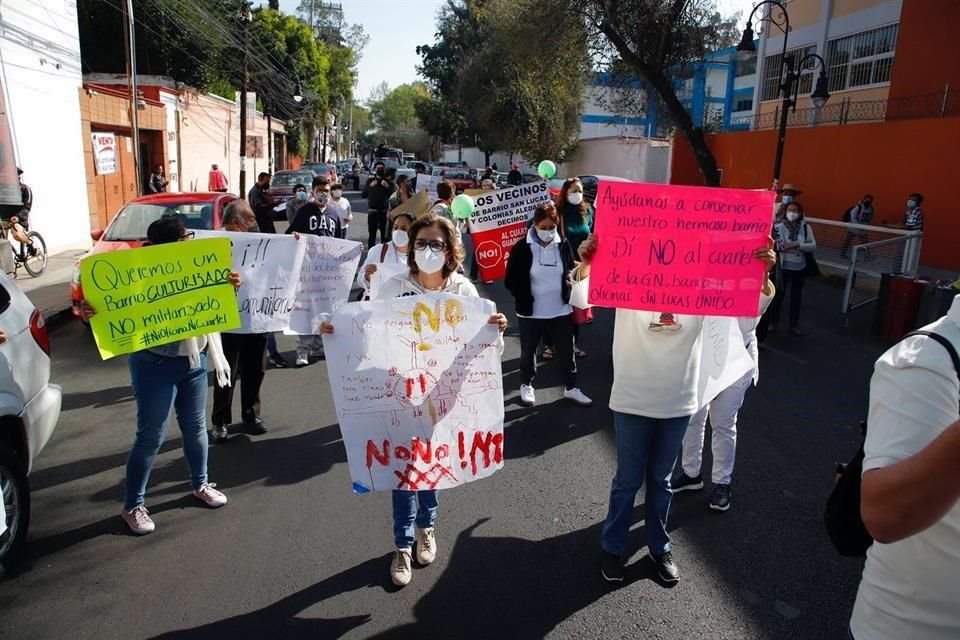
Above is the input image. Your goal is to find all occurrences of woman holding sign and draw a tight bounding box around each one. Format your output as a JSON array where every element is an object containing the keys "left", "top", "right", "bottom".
[
  {"left": 769, "top": 201, "right": 817, "bottom": 337},
  {"left": 321, "top": 213, "right": 507, "bottom": 588}
]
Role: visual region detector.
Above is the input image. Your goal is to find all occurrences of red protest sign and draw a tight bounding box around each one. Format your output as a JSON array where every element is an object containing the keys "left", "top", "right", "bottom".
[{"left": 588, "top": 181, "right": 774, "bottom": 317}]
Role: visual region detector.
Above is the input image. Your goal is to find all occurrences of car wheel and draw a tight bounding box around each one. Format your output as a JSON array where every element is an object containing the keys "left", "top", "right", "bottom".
[{"left": 0, "top": 443, "right": 30, "bottom": 577}]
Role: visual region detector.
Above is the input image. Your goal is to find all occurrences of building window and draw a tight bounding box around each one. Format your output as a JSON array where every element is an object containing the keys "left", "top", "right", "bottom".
[
  {"left": 826, "top": 23, "right": 898, "bottom": 92},
  {"left": 735, "top": 52, "right": 757, "bottom": 78},
  {"left": 760, "top": 45, "right": 817, "bottom": 101},
  {"left": 734, "top": 96, "right": 753, "bottom": 112}
]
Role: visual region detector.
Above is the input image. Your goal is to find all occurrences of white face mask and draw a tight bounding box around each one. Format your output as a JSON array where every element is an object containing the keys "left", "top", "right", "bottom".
[
  {"left": 331, "top": 189, "right": 342, "bottom": 198},
  {"left": 781, "top": 195, "right": 794, "bottom": 205},
  {"left": 786, "top": 212, "right": 800, "bottom": 222},
  {"left": 414, "top": 248, "right": 446, "bottom": 275},
  {"left": 536, "top": 228, "right": 556, "bottom": 243},
  {"left": 392, "top": 228, "right": 409, "bottom": 247},
  {"left": 567, "top": 191, "right": 584, "bottom": 206},
  {"left": 907, "top": 199, "right": 917, "bottom": 208}
]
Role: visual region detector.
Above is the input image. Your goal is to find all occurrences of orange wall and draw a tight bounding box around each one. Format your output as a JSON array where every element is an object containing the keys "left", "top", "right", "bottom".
[
  {"left": 670, "top": 116, "right": 960, "bottom": 272},
  {"left": 888, "top": 1, "right": 960, "bottom": 101}
]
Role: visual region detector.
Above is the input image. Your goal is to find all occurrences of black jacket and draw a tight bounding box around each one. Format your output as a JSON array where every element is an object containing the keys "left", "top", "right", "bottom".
[
  {"left": 363, "top": 175, "right": 395, "bottom": 211},
  {"left": 248, "top": 184, "right": 277, "bottom": 234},
  {"left": 286, "top": 202, "right": 341, "bottom": 237},
  {"left": 504, "top": 235, "right": 576, "bottom": 317},
  {"left": 507, "top": 169, "right": 523, "bottom": 186}
]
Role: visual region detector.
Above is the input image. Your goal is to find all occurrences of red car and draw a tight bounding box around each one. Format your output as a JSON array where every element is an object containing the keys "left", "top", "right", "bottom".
[
  {"left": 299, "top": 162, "right": 338, "bottom": 185},
  {"left": 436, "top": 167, "right": 476, "bottom": 194},
  {"left": 71, "top": 192, "right": 237, "bottom": 320}
]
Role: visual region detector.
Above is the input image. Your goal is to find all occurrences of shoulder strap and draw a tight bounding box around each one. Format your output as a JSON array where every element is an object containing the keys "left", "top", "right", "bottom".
[
  {"left": 903, "top": 330, "right": 960, "bottom": 404},
  {"left": 379, "top": 243, "right": 390, "bottom": 263}
]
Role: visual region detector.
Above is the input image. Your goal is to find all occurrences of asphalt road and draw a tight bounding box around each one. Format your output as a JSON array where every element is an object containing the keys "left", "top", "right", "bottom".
[{"left": 0, "top": 192, "right": 884, "bottom": 639}]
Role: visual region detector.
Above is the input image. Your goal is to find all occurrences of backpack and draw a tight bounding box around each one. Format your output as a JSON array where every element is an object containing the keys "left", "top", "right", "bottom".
[{"left": 825, "top": 330, "right": 960, "bottom": 556}]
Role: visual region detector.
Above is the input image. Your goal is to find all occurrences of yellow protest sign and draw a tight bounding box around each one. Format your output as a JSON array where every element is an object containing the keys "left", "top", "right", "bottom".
[{"left": 81, "top": 238, "right": 241, "bottom": 359}]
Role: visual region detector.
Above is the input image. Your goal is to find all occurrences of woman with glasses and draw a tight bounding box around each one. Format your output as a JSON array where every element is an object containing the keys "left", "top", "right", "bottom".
[
  {"left": 321, "top": 213, "right": 507, "bottom": 587},
  {"left": 505, "top": 202, "right": 592, "bottom": 408}
]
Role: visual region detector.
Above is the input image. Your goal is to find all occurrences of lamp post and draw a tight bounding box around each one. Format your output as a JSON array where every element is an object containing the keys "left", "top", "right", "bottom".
[
  {"left": 736, "top": 0, "right": 830, "bottom": 184},
  {"left": 238, "top": 1, "right": 253, "bottom": 196}
]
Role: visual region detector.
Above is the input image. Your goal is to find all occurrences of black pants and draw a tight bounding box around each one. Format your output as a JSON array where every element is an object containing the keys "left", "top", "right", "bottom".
[
  {"left": 768, "top": 269, "right": 806, "bottom": 329},
  {"left": 212, "top": 333, "right": 267, "bottom": 426},
  {"left": 367, "top": 209, "right": 388, "bottom": 247},
  {"left": 519, "top": 315, "right": 577, "bottom": 390},
  {"left": 543, "top": 322, "right": 580, "bottom": 349}
]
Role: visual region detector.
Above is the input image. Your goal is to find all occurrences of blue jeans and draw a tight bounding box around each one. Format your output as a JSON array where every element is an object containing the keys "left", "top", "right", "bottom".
[
  {"left": 392, "top": 489, "right": 439, "bottom": 549},
  {"left": 266, "top": 332, "right": 279, "bottom": 357},
  {"left": 601, "top": 411, "right": 692, "bottom": 557},
  {"left": 125, "top": 351, "right": 209, "bottom": 510}
]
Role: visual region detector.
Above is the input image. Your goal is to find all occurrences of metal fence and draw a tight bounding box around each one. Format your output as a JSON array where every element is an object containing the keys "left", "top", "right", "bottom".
[{"left": 803, "top": 217, "right": 922, "bottom": 314}]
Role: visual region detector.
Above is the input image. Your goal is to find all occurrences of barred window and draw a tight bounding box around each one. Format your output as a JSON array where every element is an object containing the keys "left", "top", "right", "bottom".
[
  {"left": 826, "top": 24, "right": 898, "bottom": 92},
  {"left": 760, "top": 45, "right": 817, "bottom": 101}
]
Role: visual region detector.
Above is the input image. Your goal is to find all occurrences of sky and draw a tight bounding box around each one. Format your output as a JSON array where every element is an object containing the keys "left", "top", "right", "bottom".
[{"left": 277, "top": 0, "right": 758, "bottom": 104}]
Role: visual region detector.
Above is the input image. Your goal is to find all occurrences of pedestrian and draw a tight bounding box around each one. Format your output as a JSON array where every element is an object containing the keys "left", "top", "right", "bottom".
[
  {"left": 80, "top": 217, "right": 238, "bottom": 535},
  {"left": 391, "top": 175, "right": 413, "bottom": 209},
  {"left": 363, "top": 161, "right": 394, "bottom": 247},
  {"left": 287, "top": 177, "right": 341, "bottom": 366},
  {"left": 148, "top": 164, "right": 168, "bottom": 194},
  {"left": 210, "top": 200, "right": 271, "bottom": 443},
  {"left": 356, "top": 211, "right": 413, "bottom": 300},
  {"left": 775, "top": 183, "right": 801, "bottom": 224},
  {"left": 841, "top": 194, "right": 874, "bottom": 259},
  {"left": 504, "top": 202, "right": 592, "bottom": 408},
  {"left": 430, "top": 180, "right": 456, "bottom": 221},
  {"left": 573, "top": 234, "right": 776, "bottom": 585},
  {"left": 320, "top": 213, "right": 508, "bottom": 587},
  {"left": 248, "top": 172, "right": 277, "bottom": 234},
  {"left": 330, "top": 182, "right": 353, "bottom": 239},
  {"left": 482, "top": 166, "right": 493, "bottom": 183},
  {"left": 286, "top": 183, "right": 308, "bottom": 224},
  {"left": 491, "top": 162, "right": 498, "bottom": 172},
  {"left": 849, "top": 294, "right": 960, "bottom": 640},
  {"left": 208, "top": 164, "right": 229, "bottom": 192},
  {"left": 507, "top": 163, "right": 523, "bottom": 186},
  {"left": 352, "top": 161, "right": 361, "bottom": 190},
  {"left": 900, "top": 192, "right": 924, "bottom": 231},
  {"left": 769, "top": 200, "right": 816, "bottom": 336}
]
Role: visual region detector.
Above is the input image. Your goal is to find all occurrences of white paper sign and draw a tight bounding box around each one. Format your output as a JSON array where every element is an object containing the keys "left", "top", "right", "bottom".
[
  {"left": 416, "top": 175, "right": 441, "bottom": 202},
  {"left": 286, "top": 235, "right": 363, "bottom": 335},
  {"left": 697, "top": 316, "right": 754, "bottom": 408},
  {"left": 369, "top": 264, "right": 408, "bottom": 300},
  {"left": 91, "top": 132, "right": 118, "bottom": 175},
  {"left": 323, "top": 293, "right": 505, "bottom": 493}
]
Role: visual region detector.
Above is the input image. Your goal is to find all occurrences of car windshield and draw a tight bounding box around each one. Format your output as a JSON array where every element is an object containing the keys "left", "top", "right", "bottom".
[
  {"left": 301, "top": 164, "right": 329, "bottom": 175},
  {"left": 443, "top": 170, "right": 471, "bottom": 180},
  {"left": 104, "top": 202, "right": 216, "bottom": 241},
  {"left": 271, "top": 173, "right": 313, "bottom": 187}
]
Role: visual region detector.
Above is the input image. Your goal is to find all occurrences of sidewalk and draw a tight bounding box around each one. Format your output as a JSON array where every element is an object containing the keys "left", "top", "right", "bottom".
[{"left": 15, "top": 249, "right": 86, "bottom": 324}]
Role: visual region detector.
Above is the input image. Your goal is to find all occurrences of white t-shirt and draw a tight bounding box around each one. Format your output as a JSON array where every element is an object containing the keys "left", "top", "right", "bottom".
[
  {"left": 520, "top": 229, "right": 572, "bottom": 320},
  {"left": 851, "top": 295, "right": 960, "bottom": 640},
  {"left": 331, "top": 197, "right": 352, "bottom": 226}
]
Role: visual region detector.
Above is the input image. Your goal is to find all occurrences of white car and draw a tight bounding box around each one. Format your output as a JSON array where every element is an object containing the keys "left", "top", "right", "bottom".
[{"left": 0, "top": 271, "right": 62, "bottom": 574}]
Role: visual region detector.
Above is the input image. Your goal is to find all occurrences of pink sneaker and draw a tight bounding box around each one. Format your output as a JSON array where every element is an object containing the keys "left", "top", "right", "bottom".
[
  {"left": 121, "top": 505, "right": 156, "bottom": 535},
  {"left": 192, "top": 483, "right": 228, "bottom": 508}
]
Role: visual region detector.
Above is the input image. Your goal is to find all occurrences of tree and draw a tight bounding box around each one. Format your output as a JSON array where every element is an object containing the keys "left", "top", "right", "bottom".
[{"left": 367, "top": 83, "right": 433, "bottom": 159}]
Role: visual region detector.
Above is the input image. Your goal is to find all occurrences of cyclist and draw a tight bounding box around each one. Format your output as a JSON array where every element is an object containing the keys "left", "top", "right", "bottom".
[{"left": 0, "top": 168, "right": 35, "bottom": 257}]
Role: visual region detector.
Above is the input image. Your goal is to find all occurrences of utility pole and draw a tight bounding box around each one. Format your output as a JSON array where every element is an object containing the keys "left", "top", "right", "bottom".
[
  {"left": 122, "top": 0, "right": 142, "bottom": 195},
  {"left": 266, "top": 102, "right": 273, "bottom": 174},
  {"left": 238, "top": 1, "right": 252, "bottom": 195}
]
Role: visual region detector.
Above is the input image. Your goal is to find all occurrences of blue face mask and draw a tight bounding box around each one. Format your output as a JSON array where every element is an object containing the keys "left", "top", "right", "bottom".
[
  {"left": 781, "top": 195, "right": 794, "bottom": 205},
  {"left": 296, "top": 191, "right": 308, "bottom": 201}
]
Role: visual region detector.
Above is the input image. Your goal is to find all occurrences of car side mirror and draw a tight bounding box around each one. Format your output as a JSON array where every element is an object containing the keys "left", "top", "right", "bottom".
[{"left": 90, "top": 229, "right": 104, "bottom": 241}]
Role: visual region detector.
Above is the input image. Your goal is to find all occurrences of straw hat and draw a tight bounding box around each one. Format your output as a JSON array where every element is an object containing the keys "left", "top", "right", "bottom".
[{"left": 778, "top": 183, "right": 803, "bottom": 194}]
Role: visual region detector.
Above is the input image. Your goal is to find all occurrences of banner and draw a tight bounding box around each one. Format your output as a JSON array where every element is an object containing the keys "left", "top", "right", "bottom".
[
  {"left": 81, "top": 239, "right": 241, "bottom": 359},
  {"left": 286, "top": 234, "right": 363, "bottom": 335},
  {"left": 323, "top": 293, "right": 504, "bottom": 493},
  {"left": 588, "top": 182, "right": 773, "bottom": 317},
  {"left": 91, "top": 132, "right": 118, "bottom": 175},
  {"left": 466, "top": 181, "right": 553, "bottom": 281}
]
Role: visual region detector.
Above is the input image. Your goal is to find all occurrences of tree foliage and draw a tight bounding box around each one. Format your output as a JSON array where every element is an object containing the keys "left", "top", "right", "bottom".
[{"left": 367, "top": 83, "right": 433, "bottom": 159}]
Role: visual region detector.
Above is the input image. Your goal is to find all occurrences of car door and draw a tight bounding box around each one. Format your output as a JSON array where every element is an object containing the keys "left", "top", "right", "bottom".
[{"left": 0, "top": 276, "right": 38, "bottom": 410}]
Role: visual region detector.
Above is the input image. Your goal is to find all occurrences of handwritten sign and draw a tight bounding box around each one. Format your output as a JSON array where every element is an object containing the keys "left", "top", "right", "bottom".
[
  {"left": 323, "top": 293, "right": 505, "bottom": 493},
  {"left": 467, "top": 181, "right": 553, "bottom": 281},
  {"left": 415, "top": 175, "right": 441, "bottom": 202},
  {"left": 286, "top": 235, "right": 363, "bottom": 335},
  {"left": 588, "top": 182, "right": 773, "bottom": 317},
  {"left": 698, "top": 316, "right": 754, "bottom": 407},
  {"left": 81, "top": 238, "right": 241, "bottom": 359}
]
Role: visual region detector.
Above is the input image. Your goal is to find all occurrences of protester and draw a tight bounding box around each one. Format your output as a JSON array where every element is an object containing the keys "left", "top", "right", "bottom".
[
  {"left": 504, "top": 202, "right": 591, "bottom": 408},
  {"left": 356, "top": 211, "right": 413, "bottom": 299},
  {"left": 208, "top": 164, "right": 229, "bottom": 192},
  {"left": 481, "top": 167, "right": 494, "bottom": 183},
  {"left": 248, "top": 172, "right": 277, "bottom": 234},
  {"left": 775, "top": 183, "right": 802, "bottom": 225},
  {"left": 849, "top": 295, "right": 960, "bottom": 640},
  {"left": 330, "top": 182, "right": 352, "bottom": 239},
  {"left": 769, "top": 200, "right": 816, "bottom": 336},
  {"left": 392, "top": 175, "right": 414, "bottom": 207},
  {"left": 286, "top": 183, "right": 308, "bottom": 224},
  {"left": 148, "top": 165, "right": 167, "bottom": 194},
  {"left": 210, "top": 201, "right": 270, "bottom": 442},
  {"left": 363, "top": 161, "right": 394, "bottom": 247},
  {"left": 841, "top": 194, "right": 874, "bottom": 259},
  {"left": 507, "top": 164, "right": 523, "bottom": 186},
  {"left": 573, "top": 233, "right": 776, "bottom": 584},
  {"left": 80, "top": 217, "right": 239, "bottom": 535},
  {"left": 320, "top": 214, "right": 508, "bottom": 587},
  {"left": 287, "top": 177, "right": 341, "bottom": 366}
]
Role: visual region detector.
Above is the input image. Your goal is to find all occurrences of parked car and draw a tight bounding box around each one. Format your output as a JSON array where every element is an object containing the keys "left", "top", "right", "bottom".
[
  {"left": 0, "top": 271, "right": 62, "bottom": 573},
  {"left": 576, "top": 174, "right": 633, "bottom": 205},
  {"left": 71, "top": 193, "right": 237, "bottom": 320},
  {"left": 299, "top": 162, "right": 337, "bottom": 183},
  {"left": 268, "top": 170, "right": 314, "bottom": 212},
  {"left": 325, "top": 163, "right": 339, "bottom": 185}
]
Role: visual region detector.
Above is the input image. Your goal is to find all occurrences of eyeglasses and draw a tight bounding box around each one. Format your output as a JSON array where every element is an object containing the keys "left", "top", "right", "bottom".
[
  {"left": 413, "top": 239, "right": 447, "bottom": 253},
  {"left": 180, "top": 231, "right": 195, "bottom": 241}
]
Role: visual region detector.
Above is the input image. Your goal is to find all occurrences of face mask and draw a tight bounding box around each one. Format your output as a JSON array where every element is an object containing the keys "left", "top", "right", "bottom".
[
  {"left": 414, "top": 247, "right": 446, "bottom": 275},
  {"left": 331, "top": 190, "right": 342, "bottom": 198},
  {"left": 296, "top": 191, "right": 308, "bottom": 201},
  {"left": 781, "top": 195, "right": 794, "bottom": 204},
  {"left": 315, "top": 193, "right": 330, "bottom": 207},
  {"left": 536, "top": 228, "right": 556, "bottom": 243},
  {"left": 786, "top": 212, "right": 800, "bottom": 222},
  {"left": 907, "top": 199, "right": 917, "bottom": 208},
  {"left": 392, "top": 229, "right": 409, "bottom": 247},
  {"left": 567, "top": 192, "right": 584, "bottom": 206}
]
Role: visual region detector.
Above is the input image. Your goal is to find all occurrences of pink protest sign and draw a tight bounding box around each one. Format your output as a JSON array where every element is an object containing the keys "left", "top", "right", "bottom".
[{"left": 587, "top": 181, "right": 774, "bottom": 317}]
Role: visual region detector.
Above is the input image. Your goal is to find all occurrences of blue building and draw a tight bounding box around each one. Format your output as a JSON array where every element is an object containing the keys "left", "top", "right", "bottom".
[{"left": 677, "top": 42, "right": 759, "bottom": 131}]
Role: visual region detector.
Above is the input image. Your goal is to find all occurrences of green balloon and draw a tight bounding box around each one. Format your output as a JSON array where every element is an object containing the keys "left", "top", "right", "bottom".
[
  {"left": 537, "top": 160, "right": 557, "bottom": 179},
  {"left": 450, "top": 194, "right": 475, "bottom": 220}
]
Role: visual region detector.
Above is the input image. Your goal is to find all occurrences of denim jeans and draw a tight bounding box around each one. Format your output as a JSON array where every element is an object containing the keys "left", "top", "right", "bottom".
[
  {"left": 392, "top": 489, "right": 439, "bottom": 549},
  {"left": 266, "top": 332, "right": 279, "bottom": 357},
  {"left": 601, "top": 411, "right": 692, "bottom": 557},
  {"left": 125, "top": 351, "right": 209, "bottom": 510}
]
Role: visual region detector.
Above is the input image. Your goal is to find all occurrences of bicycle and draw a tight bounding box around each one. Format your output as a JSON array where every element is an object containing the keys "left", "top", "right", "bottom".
[{"left": 1, "top": 217, "right": 47, "bottom": 277}]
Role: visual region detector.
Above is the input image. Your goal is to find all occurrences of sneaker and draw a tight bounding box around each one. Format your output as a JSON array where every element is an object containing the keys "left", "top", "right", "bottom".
[
  {"left": 244, "top": 415, "right": 268, "bottom": 435},
  {"left": 268, "top": 354, "right": 288, "bottom": 369},
  {"left": 600, "top": 551, "right": 624, "bottom": 583},
  {"left": 309, "top": 349, "right": 325, "bottom": 359},
  {"left": 519, "top": 384, "right": 536, "bottom": 406},
  {"left": 295, "top": 353, "right": 309, "bottom": 367},
  {"left": 121, "top": 505, "right": 155, "bottom": 535},
  {"left": 192, "top": 483, "right": 228, "bottom": 508},
  {"left": 390, "top": 548, "right": 413, "bottom": 587},
  {"left": 563, "top": 387, "right": 593, "bottom": 406},
  {"left": 210, "top": 424, "right": 229, "bottom": 443},
  {"left": 415, "top": 527, "right": 437, "bottom": 566},
  {"left": 652, "top": 552, "right": 680, "bottom": 583},
  {"left": 709, "top": 484, "right": 731, "bottom": 512},
  {"left": 672, "top": 472, "right": 704, "bottom": 493}
]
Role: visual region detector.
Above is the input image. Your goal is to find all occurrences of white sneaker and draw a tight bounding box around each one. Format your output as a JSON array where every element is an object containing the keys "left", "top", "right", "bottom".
[
  {"left": 192, "top": 483, "right": 228, "bottom": 508},
  {"left": 564, "top": 387, "right": 593, "bottom": 406},
  {"left": 390, "top": 548, "right": 413, "bottom": 586},
  {"left": 295, "top": 353, "right": 309, "bottom": 367},
  {"left": 121, "top": 505, "right": 156, "bottom": 535},
  {"left": 415, "top": 527, "right": 437, "bottom": 566},
  {"left": 519, "top": 384, "right": 536, "bottom": 406}
]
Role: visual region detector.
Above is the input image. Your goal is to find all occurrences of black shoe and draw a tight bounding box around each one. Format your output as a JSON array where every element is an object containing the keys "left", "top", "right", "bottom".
[
  {"left": 268, "top": 354, "right": 288, "bottom": 369},
  {"left": 672, "top": 472, "right": 704, "bottom": 493},
  {"left": 210, "top": 423, "right": 229, "bottom": 443},
  {"left": 600, "top": 551, "right": 625, "bottom": 583},
  {"left": 652, "top": 552, "right": 680, "bottom": 583},
  {"left": 709, "top": 484, "right": 731, "bottom": 512},
  {"left": 243, "top": 416, "right": 268, "bottom": 435}
]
